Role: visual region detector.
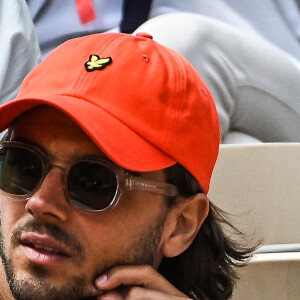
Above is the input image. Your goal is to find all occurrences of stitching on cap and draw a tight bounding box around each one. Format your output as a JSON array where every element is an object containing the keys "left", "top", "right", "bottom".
[{"left": 163, "top": 49, "right": 185, "bottom": 152}]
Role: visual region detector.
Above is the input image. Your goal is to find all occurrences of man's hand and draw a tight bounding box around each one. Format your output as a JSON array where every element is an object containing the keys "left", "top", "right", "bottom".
[{"left": 95, "top": 265, "right": 192, "bottom": 299}]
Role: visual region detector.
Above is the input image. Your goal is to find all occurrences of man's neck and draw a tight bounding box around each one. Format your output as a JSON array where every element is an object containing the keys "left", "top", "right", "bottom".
[{"left": 0, "top": 259, "right": 14, "bottom": 300}]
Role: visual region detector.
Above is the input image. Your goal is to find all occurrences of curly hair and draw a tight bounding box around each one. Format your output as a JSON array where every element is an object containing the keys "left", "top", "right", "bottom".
[{"left": 158, "top": 163, "right": 257, "bottom": 300}]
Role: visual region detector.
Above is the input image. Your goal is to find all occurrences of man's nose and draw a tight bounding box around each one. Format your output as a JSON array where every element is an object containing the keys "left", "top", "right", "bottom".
[{"left": 25, "top": 167, "right": 70, "bottom": 223}]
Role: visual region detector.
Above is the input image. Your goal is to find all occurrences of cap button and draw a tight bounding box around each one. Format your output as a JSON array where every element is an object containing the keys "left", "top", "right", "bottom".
[{"left": 136, "top": 32, "right": 153, "bottom": 40}]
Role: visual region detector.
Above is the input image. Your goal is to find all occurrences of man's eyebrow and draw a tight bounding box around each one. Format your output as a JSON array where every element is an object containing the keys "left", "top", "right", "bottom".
[
  {"left": 9, "top": 137, "right": 45, "bottom": 149},
  {"left": 5, "top": 137, "right": 141, "bottom": 175},
  {"left": 7, "top": 137, "right": 113, "bottom": 163}
]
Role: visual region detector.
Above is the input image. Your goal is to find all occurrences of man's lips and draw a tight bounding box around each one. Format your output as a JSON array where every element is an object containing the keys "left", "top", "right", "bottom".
[{"left": 20, "top": 232, "right": 72, "bottom": 262}]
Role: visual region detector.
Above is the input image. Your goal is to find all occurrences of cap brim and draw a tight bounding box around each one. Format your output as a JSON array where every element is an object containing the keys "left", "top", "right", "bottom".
[{"left": 0, "top": 96, "right": 175, "bottom": 172}]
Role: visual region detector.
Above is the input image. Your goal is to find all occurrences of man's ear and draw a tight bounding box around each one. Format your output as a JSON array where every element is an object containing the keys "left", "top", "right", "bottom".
[{"left": 161, "top": 193, "right": 209, "bottom": 258}]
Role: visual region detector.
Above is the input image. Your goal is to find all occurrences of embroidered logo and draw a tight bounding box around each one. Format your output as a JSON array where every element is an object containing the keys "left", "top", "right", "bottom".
[{"left": 85, "top": 55, "right": 112, "bottom": 72}]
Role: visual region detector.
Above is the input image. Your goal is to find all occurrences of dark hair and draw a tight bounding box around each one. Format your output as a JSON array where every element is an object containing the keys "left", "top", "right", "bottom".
[{"left": 158, "top": 163, "right": 257, "bottom": 300}]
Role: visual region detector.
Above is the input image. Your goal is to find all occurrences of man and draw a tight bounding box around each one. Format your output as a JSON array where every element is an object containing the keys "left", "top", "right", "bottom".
[{"left": 0, "top": 32, "right": 253, "bottom": 300}]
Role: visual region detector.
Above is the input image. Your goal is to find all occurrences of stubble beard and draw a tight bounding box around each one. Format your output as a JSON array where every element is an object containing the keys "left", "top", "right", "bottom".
[{"left": 0, "top": 206, "right": 167, "bottom": 300}]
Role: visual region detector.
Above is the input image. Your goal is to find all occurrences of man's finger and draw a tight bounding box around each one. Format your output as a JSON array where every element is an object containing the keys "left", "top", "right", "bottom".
[
  {"left": 98, "top": 290, "right": 124, "bottom": 300},
  {"left": 99, "top": 286, "right": 190, "bottom": 300},
  {"left": 95, "top": 265, "right": 186, "bottom": 297},
  {"left": 125, "top": 286, "right": 190, "bottom": 300}
]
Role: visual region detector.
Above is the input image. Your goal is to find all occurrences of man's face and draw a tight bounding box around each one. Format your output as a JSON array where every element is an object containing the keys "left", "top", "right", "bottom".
[{"left": 0, "top": 106, "right": 169, "bottom": 300}]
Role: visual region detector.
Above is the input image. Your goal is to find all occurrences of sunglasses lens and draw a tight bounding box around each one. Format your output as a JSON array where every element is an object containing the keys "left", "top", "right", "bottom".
[
  {"left": 68, "top": 161, "right": 118, "bottom": 211},
  {"left": 0, "top": 146, "right": 43, "bottom": 196}
]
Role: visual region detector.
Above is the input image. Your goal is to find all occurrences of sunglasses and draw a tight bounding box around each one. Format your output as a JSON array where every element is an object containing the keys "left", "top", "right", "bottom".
[{"left": 0, "top": 141, "right": 178, "bottom": 212}]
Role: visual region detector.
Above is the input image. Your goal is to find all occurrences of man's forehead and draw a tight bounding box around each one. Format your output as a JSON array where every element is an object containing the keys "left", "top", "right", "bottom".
[
  {"left": 9, "top": 105, "right": 104, "bottom": 158},
  {"left": 12, "top": 105, "right": 80, "bottom": 130}
]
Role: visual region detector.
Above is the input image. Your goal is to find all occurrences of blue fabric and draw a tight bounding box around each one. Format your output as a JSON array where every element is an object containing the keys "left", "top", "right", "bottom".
[{"left": 120, "top": 0, "right": 152, "bottom": 33}]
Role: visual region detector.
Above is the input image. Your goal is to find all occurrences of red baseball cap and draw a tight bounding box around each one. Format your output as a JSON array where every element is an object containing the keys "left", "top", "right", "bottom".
[{"left": 0, "top": 33, "right": 220, "bottom": 193}]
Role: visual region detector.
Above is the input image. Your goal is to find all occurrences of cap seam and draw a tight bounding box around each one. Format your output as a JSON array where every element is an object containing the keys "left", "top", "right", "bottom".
[{"left": 163, "top": 49, "right": 185, "bottom": 152}]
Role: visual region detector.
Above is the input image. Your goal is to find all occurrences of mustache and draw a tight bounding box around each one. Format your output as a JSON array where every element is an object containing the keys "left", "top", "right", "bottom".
[{"left": 11, "top": 219, "right": 85, "bottom": 258}]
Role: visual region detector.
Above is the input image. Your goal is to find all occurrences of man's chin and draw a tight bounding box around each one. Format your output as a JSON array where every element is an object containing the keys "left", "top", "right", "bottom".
[{"left": 6, "top": 267, "right": 100, "bottom": 300}]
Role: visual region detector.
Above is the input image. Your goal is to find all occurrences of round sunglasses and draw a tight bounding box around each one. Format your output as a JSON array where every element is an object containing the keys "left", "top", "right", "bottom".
[{"left": 0, "top": 141, "right": 178, "bottom": 212}]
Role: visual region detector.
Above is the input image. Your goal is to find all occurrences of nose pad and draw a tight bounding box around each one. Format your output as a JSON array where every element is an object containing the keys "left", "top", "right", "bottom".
[{"left": 25, "top": 167, "right": 69, "bottom": 222}]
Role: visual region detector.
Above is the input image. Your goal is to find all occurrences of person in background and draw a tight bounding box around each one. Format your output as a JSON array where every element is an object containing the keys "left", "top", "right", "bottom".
[
  {"left": 27, "top": 0, "right": 300, "bottom": 61},
  {"left": 136, "top": 13, "right": 300, "bottom": 143}
]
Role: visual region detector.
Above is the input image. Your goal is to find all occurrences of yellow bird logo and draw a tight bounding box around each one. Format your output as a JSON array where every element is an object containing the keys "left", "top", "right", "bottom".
[{"left": 85, "top": 55, "right": 112, "bottom": 72}]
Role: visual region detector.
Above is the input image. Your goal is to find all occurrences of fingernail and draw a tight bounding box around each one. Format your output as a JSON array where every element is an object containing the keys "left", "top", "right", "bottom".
[
  {"left": 96, "top": 274, "right": 108, "bottom": 286},
  {"left": 99, "top": 295, "right": 114, "bottom": 300}
]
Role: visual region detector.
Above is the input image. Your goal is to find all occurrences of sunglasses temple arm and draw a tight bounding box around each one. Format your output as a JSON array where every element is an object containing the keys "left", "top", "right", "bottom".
[{"left": 124, "top": 175, "right": 178, "bottom": 197}]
